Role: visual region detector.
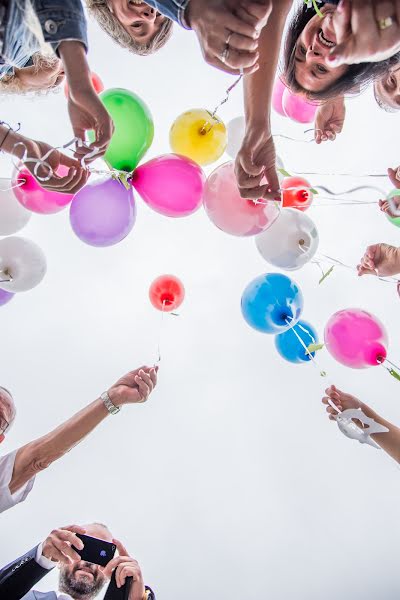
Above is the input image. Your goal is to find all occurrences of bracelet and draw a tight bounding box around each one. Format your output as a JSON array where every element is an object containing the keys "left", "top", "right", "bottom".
[{"left": 0, "top": 125, "right": 11, "bottom": 151}]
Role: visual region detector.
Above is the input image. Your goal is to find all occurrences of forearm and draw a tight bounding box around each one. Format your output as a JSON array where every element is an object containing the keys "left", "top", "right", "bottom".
[
  {"left": 10, "top": 394, "right": 116, "bottom": 494},
  {"left": 0, "top": 127, "right": 32, "bottom": 158},
  {"left": 361, "top": 402, "right": 400, "bottom": 463},
  {"left": 243, "top": 1, "right": 291, "bottom": 131},
  {"left": 58, "top": 41, "right": 92, "bottom": 97}
]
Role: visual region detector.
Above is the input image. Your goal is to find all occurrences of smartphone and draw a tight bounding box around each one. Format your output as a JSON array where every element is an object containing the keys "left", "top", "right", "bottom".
[{"left": 72, "top": 534, "right": 116, "bottom": 567}]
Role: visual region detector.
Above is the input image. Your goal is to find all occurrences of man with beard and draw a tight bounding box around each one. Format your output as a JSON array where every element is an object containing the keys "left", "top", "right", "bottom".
[{"left": 0, "top": 522, "right": 154, "bottom": 599}]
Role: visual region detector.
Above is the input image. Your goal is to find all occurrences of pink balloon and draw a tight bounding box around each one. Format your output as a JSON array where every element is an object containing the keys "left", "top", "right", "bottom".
[
  {"left": 282, "top": 89, "right": 317, "bottom": 124},
  {"left": 131, "top": 154, "right": 205, "bottom": 218},
  {"left": 272, "top": 78, "right": 287, "bottom": 116},
  {"left": 203, "top": 161, "right": 280, "bottom": 237},
  {"left": 324, "top": 309, "right": 388, "bottom": 369},
  {"left": 12, "top": 166, "right": 73, "bottom": 215}
]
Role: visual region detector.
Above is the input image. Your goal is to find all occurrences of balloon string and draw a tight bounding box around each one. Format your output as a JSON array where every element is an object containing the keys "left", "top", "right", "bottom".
[
  {"left": 200, "top": 74, "right": 243, "bottom": 135},
  {"left": 315, "top": 184, "right": 387, "bottom": 197},
  {"left": 154, "top": 300, "right": 166, "bottom": 366},
  {"left": 0, "top": 179, "right": 25, "bottom": 192},
  {"left": 313, "top": 253, "right": 400, "bottom": 284},
  {"left": 295, "top": 170, "right": 387, "bottom": 179}
]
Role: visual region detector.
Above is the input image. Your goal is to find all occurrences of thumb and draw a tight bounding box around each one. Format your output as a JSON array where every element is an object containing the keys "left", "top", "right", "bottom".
[
  {"left": 264, "top": 165, "right": 280, "bottom": 194},
  {"left": 239, "top": 153, "right": 264, "bottom": 178},
  {"left": 327, "top": 41, "right": 355, "bottom": 67}
]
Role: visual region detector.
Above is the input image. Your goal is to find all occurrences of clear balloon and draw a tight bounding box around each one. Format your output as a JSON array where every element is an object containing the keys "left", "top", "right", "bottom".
[
  {"left": 255, "top": 208, "right": 319, "bottom": 271},
  {"left": 12, "top": 167, "right": 73, "bottom": 215},
  {"left": 0, "top": 288, "right": 14, "bottom": 306},
  {"left": 385, "top": 189, "right": 400, "bottom": 226},
  {"left": 226, "top": 116, "right": 245, "bottom": 159},
  {"left": 149, "top": 275, "right": 185, "bottom": 312},
  {"left": 324, "top": 308, "right": 388, "bottom": 369},
  {"left": 170, "top": 109, "right": 227, "bottom": 166},
  {"left": 89, "top": 88, "right": 154, "bottom": 172},
  {"left": 282, "top": 88, "right": 317, "bottom": 124},
  {"left": 272, "top": 78, "right": 287, "bottom": 116},
  {"left": 0, "top": 236, "right": 47, "bottom": 292},
  {"left": 132, "top": 154, "right": 205, "bottom": 218},
  {"left": 203, "top": 162, "right": 280, "bottom": 237},
  {"left": 275, "top": 320, "right": 319, "bottom": 364},
  {"left": 70, "top": 177, "right": 136, "bottom": 247},
  {"left": 281, "top": 176, "right": 313, "bottom": 211},
  {"left": 241, "top": 272, "right": 304, "bottom": 334},
  {"left": 0, "top": 179, "right": 31, "bottom": 235}
]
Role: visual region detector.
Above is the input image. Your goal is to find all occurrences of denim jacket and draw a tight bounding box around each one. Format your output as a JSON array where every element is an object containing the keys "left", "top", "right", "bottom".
[
  {"left": 0, "top": 0, "right": 88, "bottom": 77},
  {"left": 145, "top": 0, "right": 191, "bottom": 28}
]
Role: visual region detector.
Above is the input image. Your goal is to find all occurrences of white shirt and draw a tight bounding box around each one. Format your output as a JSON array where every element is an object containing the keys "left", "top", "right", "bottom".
[
  {"left": 35, "top": 545, "right": 73, "bottom": 600},
  {"left": 0, "top": 449, "right": 35, "bottom": 513}
]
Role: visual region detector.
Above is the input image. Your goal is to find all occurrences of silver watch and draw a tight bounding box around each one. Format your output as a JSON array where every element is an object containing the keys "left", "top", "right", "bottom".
[{"left": 101, "top": 391, "right": 120, "bottom": 415}]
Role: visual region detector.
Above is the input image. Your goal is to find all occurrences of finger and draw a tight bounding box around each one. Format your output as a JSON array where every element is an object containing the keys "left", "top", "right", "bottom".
[
  {"left": 58, "top": 152, "right": 82, "bottom": 169},
  {"left": 330, "top": 123, "right": 342, "bottom": 134},
  {"left": 239, "top": 184, "right": 269, "bottom": 200},
  {"left": 135, "top": 376, "right": 150, "bottom": 401},
  {"left": 138, "top": 369, "right": 154, "bottom": 392},
  {"left": 116, "top": 563, "right": 137, "bottom": 588},
  {"left": 102, "top": 555, "right": 129, "bottom": 579},
  {"left": 207, "top": 55, "right": 259, "bottom": 75},
  {"left": 322, "top": 396, "right": 330, "bottom": 405},
  {"left": 45, "top": 546, "right": 69, "bottom": 564},
  {"left": 238, "top": 153, "right": 264, "bottom": 178},
  {"left": 263, "top": 166, "right": 280, "bottom": 195},
  {"left": 57, "top": 530, "right": 85, "bottom": 550},
  {"left": 315, "top": 129, "right": 322, "bottom": 144},
  {"left": 223, "top": 11, "right": 261, "bottom": 38},
  {"left": 149, "top": 368, "right": 158, "bottom": 387},
  {"left": 234, "top": 5, "right": 264, "bottom": 28},
  {"left": 326, "top": 131, "right": 336, "bottom": 141},
  {"left": 388, "top": 167, "right": 400, "bottom": 189},
  {"left": 227, "top": 32, "right": 259, "bottom": 52},
  {"left": 224, "top": 48, "right": 259, "bottom": 70},
  {"left": 114, "top": 538, "right": 129, "bottom": 558}
]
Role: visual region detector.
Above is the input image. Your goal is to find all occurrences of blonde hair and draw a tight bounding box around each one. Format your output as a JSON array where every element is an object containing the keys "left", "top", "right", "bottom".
[
  {"left": 0, "top": 53, "right": 61, "bottom": 95},
  {"left": 86, "top": 0, "right": 173, "bottom": 56}
]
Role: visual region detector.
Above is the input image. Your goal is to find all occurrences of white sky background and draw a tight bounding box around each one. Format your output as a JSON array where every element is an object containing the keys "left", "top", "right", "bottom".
[{"left": 1, "top": 7, "right": 400, "bottom": 600}]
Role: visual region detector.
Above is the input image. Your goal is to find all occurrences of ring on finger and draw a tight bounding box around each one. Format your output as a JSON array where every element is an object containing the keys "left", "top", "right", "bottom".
[{"left": 377, "top": 15, "right": 395, "bottom": 30}]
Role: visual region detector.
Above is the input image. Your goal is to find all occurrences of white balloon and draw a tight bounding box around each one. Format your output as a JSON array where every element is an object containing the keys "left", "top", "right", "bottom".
[
  {"left": 0, "top": 236, "right": 47, "bottom": 292},
  {"left": 226, "top": 116, "right": 245, "bottom": 159},
  {"left": 0, "top": 178, "right": 31, "bottom": 235},
  {"left": 255, "top": 208, "right": 319, "bottom": 271}
]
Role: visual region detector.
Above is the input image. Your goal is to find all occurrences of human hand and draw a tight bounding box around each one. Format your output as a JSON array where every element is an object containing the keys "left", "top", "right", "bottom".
[
  {"left": 42, "top": 525, "right": 86, "bottom": 564},
  {"left": 103, "top": 539, "right": 145, "bottom": 600},
  {"left": 22, "top": 139, "right": 89, "bottom": 194},
  {"left": 108, "top": 366, "right": 158, "bottom": 407},
  {"left": 314, "top": 96, "right": 346, "bottom": 144},
  {"left": 322, "top": 385, "right": 362, "bottom": 421},
  {"left": 186, "top": 0, "right": 272, "bottom": 75},
  {"left": 235, "top": 125, "right": 280, "bottom": 200},
  {"left": 329, "top": 0, "right": 400, "bottom": 66},
  {"left": 357, "top": 243, "right": 400, "bottom": 277}
]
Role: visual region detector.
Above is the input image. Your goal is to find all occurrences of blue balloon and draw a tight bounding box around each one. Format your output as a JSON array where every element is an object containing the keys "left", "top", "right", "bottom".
[
  {"left": 275, "top": 320, "right": 319, "bottom": 364},
  {"left": 241, "top": 273, "right": 304, "bottom": 334}
]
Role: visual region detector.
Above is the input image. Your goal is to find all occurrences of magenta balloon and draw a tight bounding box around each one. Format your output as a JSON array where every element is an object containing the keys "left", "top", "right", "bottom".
[
  {"left": 272, "top": 78, "right": 287, "bottom": 116},
  {"left": 12, "top": 167, "right": 73, "bottom": 215},
  {"left": 203, "top": 161, "right": 280, "bottom": 237},
  {"left": 0, "top": 288, "right": 14, "bottom": 306},
  {"left": 70, "top": 177, "right": 136, "bottom": 247},
  {"left": 324, "top": 308, "right": 388, "bottom": 369},
  {"left": 132, "top": 154, "right": 205, "bottom": 218},
  {"left": 282, "top": 88, "right": 317, "bottom": 124}
]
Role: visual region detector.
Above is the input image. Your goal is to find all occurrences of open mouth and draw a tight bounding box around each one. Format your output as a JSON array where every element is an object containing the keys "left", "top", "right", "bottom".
[{"left": 318, "top": 29, "right": 335, "bottom": 48}]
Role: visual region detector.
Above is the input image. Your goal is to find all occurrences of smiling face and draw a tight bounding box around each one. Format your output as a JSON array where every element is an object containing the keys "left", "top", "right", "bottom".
[
  {"left": 14, "top": 56, "right": 65, "bottom": 92},
  {"left": 58, "top": 524, "right": 113, "bottom": 600},
  {"left": 0, "top": 386, "right": 16, "bottom": 441},
  {"left": 107, "top": 0, "right": 167, "bottom": 45},
  {"left": 374, "top": 66, "right": 400, "bottom": 111},
  {"left": 294, "top": 5, "right": 349, "bottom": 93}
]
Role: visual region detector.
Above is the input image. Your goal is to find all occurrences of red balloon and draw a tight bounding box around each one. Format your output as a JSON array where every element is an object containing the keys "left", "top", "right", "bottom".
[
  {"left": 64, "top": 72, "right": 104, "bottom": 98},
  {"left": 149, "top": 275, "right": 185, "bottom": 312},
  {"left": 281, "top": 177, "right": 313, "bottom": 211}
]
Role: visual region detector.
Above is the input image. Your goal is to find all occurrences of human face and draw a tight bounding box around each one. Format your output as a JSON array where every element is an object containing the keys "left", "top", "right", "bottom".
[
  {"left": 0, "top": 387, "right": 16, "bottom": 442},
  {"left": 374, "top": 66, "right": 400, "bottom": 111},
  {"left": 14, "top": 58, "right": 65, "bottom": 92},
  {"left": 294, "top": 5, "right": 349, "bottom": 93},
  {"left": 107, "top": 0, "right": 166, "bottom": 45},
  {"left": 59, "top": 524, "right": 113, "bottom": 599}
]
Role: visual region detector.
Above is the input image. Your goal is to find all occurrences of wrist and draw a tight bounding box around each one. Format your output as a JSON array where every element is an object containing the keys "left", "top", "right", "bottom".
[
  {"left": 0, "top": 128, "right": 26, "bottom": 156},
  {"left": 245, "top": 119, "right": 271, "bottom": 138},
  {"left": 107, "top": 387, "right": 125, "bottom": 408}
]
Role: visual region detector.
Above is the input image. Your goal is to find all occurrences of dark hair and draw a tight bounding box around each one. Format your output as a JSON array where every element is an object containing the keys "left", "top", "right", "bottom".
[{"left": 282, "top": 3, "right": 400, "bottom": 101}]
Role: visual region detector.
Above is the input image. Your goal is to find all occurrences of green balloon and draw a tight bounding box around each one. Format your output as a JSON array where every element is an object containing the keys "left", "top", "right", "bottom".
[
  {"left": 90, "top": 88, "right": 154, "bottom": 172},
  {"left": 386, "top": 189, "right": 400, "bottom": 228}
]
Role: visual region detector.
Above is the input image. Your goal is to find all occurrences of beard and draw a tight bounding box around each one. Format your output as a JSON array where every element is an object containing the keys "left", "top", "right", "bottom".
[{"left": 59, "top": 562, "right": 106, "bottom": 599}]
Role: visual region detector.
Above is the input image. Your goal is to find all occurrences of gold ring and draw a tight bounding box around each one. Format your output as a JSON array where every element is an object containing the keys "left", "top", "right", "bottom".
[{"left": 377, "top": 16, "right": 395, "bottom": 30}]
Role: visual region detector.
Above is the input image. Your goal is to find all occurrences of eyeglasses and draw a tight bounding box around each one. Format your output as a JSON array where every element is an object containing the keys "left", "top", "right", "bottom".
[{"left": 0, "top": 415, "right": 9, "bottom": 436}]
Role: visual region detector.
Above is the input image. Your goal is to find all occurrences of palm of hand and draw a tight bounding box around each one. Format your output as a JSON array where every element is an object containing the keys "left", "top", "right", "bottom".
[{"left": 375, "top": 244, "right": 399, "bottom": 276}]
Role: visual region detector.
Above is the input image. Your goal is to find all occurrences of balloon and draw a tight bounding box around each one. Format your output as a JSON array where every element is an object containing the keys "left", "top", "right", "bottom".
[
  {"left": 241, "top": 272, "right": 304, "bottom": 334},
  {"left": 203, "top": 162, "right": 280, "bottom": 237},
  {"left": 385, "top": 189, "right": 400, "bottom": 227},
  {"left": 0, "top": 236, "right": 47, "bottom": 292},
  {"left": 281, "top": 176, "right": 313, "bottom": 211},
  {"left": 12, "top": 167, "right": 73, "bottom": 215},
  {"left": 89, "top": 88, "right": 154, "bottom": 172},
  {"left": 282, "top": 88, "right": 317, "bottom": 123},
  {"left": 0, "top": 288, "right": 14, "bottom": 306},
  {"left": 170, "top": 109, "right": 227, "bottom": 166},
  {"left": 0, "top": 179, "right": 31, "bottom": 234},
  {"left": 64, "top": 72, "right": 104, "bottom": 97},
  {"left": 132, "top": 154, "right": 205, "bottom": 218},
  {"left": 275, "top": 320, "right": 319, "bottom": 364},
  {"left": 149, "top": 275, "right": 185, "bottom": 312},
  {"left": 226, "top": 116, "right": 245, "bottom": 159},
  {"left": 70, "top": 177, "right": 136, "bottom": 247},
  {"left": 324, "top": 308, "right": 388, "bottom": 369},
  {"left": 255, "top": 208, "right": 319, "bottom": 270},
  {"left": 272, "top": 78, "right": 287, "bottom": 116}
]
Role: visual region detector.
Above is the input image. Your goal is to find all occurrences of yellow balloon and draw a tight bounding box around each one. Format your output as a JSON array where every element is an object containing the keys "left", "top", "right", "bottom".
[{"left": 170, "top": 109, "right": 227, "bottom": 166}]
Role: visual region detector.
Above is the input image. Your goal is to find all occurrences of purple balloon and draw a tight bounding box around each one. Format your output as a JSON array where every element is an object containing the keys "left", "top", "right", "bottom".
[
  {"left": 70, "top": 178, "right": 136, "bottom": 247},
  {"left": 0, "top": 288, "right": 14, "bottom": 306}
]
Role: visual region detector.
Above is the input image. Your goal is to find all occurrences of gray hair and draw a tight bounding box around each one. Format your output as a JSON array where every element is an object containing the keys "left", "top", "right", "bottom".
[
  {"left": 0, "top": 386, "right": 12, "bottom": 398},
  {"left": 373, "top": 83, "right": 399, "bottom": 113},
  {"left": 0, "top": 53, "right": 62, "bottom": 95},
  {"left": 86, "top": 0, "right": 173, "bottom": 56}
]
